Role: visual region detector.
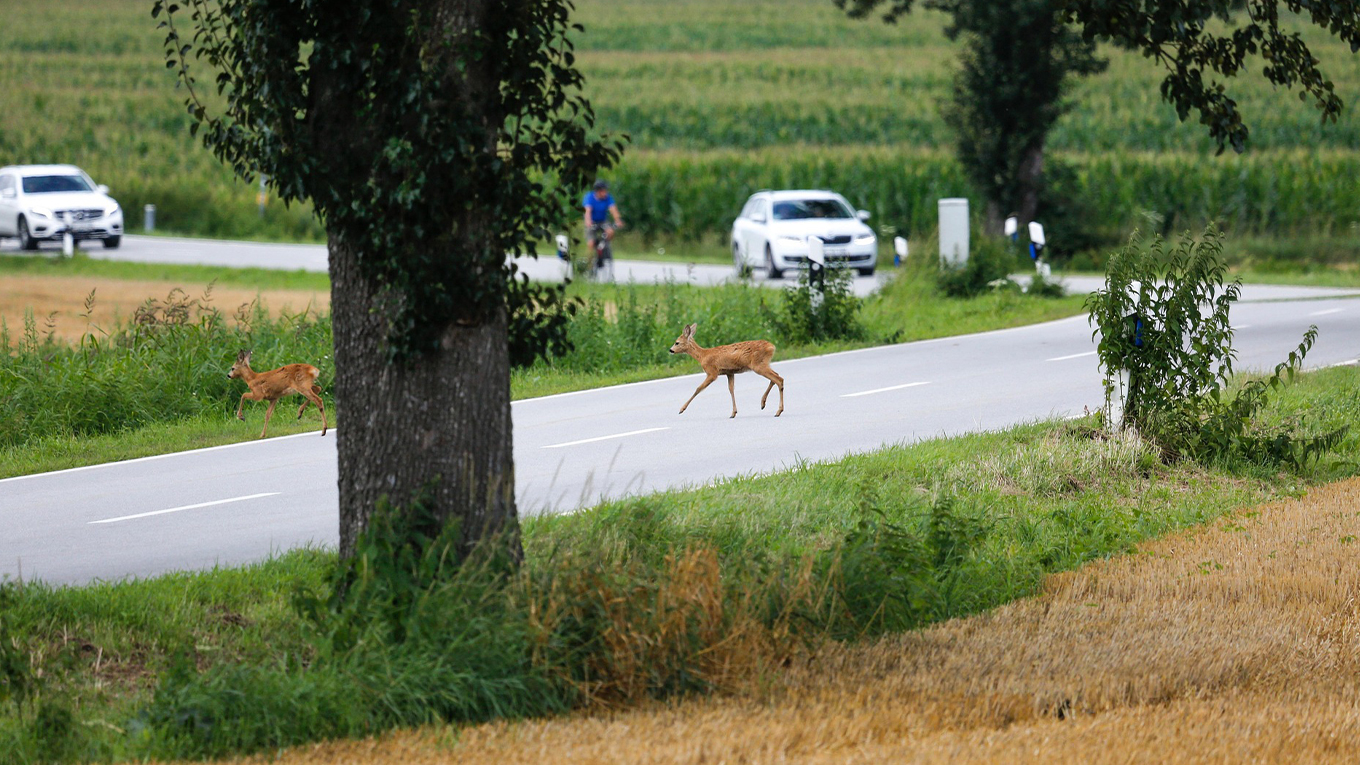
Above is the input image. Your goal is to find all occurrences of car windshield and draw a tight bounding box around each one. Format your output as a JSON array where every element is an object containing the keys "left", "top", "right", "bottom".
[
  {"left": 771, "top": 198, "right": 853, "bottom": 220},
  {"left": 22, "top": 175, "right": 93, "bottom": 194}
]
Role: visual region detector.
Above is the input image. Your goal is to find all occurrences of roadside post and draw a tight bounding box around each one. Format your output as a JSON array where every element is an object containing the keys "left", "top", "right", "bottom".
[
  {"left": 62, "top": 212, "right": 74, "bottom": 256},
  {"left": 257, "top": 175, "right": 268, "bottom": 218},
  {"left": 807, "top": 235, "right": 826, "bottom": 292},
  {"left": 893, "top": 235, "right": 908, "bottom": 267},
  {"left": 1027, "top": 221, "right": 1046, "bottom": 261},
  {"left": 1004, "top": 215, "right": 1019, "bottom": 241},
  {"left": 144, "top": 204, "right": 156, "bottom": 232},
  {"left": 938, "top": 198, "right": 969, "bottom": 269}
]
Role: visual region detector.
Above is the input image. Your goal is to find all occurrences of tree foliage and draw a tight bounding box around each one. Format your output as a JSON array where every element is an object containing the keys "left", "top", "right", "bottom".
[
  {"left": 841, "top": 0, "right": 1360, "bottom": 154},
  {"left": 151, "top": 0, "right": 622, "bottom": 361}
]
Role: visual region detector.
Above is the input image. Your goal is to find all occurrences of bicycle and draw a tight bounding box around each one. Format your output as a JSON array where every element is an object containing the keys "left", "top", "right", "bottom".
[{"left": 587, "top": 221, "right": 615, "bottom": 282}]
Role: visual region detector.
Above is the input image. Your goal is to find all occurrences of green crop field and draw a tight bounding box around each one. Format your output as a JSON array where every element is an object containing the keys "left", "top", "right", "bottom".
[{"left": 2, "top": 0, "right": 1358, "bottom": 258}]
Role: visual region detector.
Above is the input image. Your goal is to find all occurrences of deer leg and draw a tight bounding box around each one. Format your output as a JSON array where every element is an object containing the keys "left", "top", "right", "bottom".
[
  {"left": 260, "top": 400, "right": 277, "bottom": 439},
  {"left": 296, "top": 397, "right": 309, "bottom": 420},
  {"left": 726, "top": 373, "right": 739, "bottom": 418},
  {"left": 237, "top": 392, "right": 253, "bottom": 421},
  {"left": 679, "top": 373, "right": 717, "bottom": 414},
  {"left": 754, "top": 363, "right": 785, "bottom": 417},
  {"left": 302, "top": 388, "right": 328, "bottom": 436}
]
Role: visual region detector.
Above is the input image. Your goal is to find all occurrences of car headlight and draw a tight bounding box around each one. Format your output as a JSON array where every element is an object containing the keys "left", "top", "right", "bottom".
[
  {"left": 30, "top": 207, "right": 53, "bottom": 219},
  {"left": 854, "top": 234, "right": 876, "bottom": 245},
  {"left": 106, "top": 204, "right": 121, "bottom": 217}
]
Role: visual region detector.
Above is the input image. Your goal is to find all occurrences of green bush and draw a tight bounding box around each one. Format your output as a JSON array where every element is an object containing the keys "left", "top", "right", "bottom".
[
  {"left": 1086, "top": 229, "right": 1345, "bottom": 467},
  {"left": 772, "top": 265, "right": 866, "bottom": 343},
  {"left": 936, "top": 237, "right": 1017, "bottom": 298}
]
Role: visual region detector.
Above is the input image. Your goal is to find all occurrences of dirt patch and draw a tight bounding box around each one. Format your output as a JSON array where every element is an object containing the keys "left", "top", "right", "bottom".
[
  {"left": 169, "top": 478, "right": 1360, "bottom": 764},
  {"left": 0, "top": 274, "right": 328, "bottom": 341}
]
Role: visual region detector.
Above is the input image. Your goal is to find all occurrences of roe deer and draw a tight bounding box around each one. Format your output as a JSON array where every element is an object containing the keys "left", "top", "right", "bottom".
[
  {"left": 669, "top": 323, "right": 784, "bottom": 418},
  {"left": 227, "top": 349, "right": 328, "bottom": 438}
]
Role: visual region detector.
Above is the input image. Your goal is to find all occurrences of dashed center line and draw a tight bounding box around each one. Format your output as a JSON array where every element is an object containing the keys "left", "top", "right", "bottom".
[
  {"left": 89, "top": 492, "right": 280, "bottom": 525},
  {"left": 1047, "top": 350, "right": 1097, "bottom": 362},
  {"left": 1310, "top": 308, "right": 1344, "bottom": 317},
  {"left": 542, "top": 427, "right": 670, "bottom": 449},
  {"left": 841, "top": 381, "right": 931, "bottom": 398}
]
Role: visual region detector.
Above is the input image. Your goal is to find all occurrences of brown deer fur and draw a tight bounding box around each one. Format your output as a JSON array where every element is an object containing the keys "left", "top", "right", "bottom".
[
  {"left": 669, "top": 323, "right": 784, "bottom": 418},
  {"left": 227, "top": 349, "right": 328, "bottom": 438}
]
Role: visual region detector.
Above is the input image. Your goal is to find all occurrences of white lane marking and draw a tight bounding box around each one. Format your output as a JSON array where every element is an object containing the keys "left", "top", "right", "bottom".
[
  {"left": 541, "top": 427, "right": 670, "bottom": 449},
  {"left": 1046, "top": 350, "right": 1097, "bottom": 362},
  {"left": 1325, "top": 359, "right": 1360, "bottom": 369},
  {"left": 1310, "top": 308, "right": 1344, "bottom": 316},
  {"left": 0, "top": 430, "right": 332, "bottom": 486},
  {"left": 841, "top": 382, "right": 931, "bottom": 398},
  {"left": 1232, "top": 324, "right": 1252, "bottom": 330},
  {"left": 89, "top": 492, "right": 280, "bottom": 525}
]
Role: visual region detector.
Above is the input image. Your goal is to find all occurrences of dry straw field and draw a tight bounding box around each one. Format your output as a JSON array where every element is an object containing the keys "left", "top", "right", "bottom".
[
  {"left": 0, "top": 275, "right": 328, "bottom": 341},
  {"left": 194, "top": 476, "right": 1360, "bottom": 764}
]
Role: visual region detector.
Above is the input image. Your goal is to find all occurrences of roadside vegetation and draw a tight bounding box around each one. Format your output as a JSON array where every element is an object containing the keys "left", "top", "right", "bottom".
[
  {"left": 4, "top": 0, "right": 1360, "bottom": 269},
  {"left": 0, "top": 249, "right": 1081, "bottom": 478},
  {"left": 3, "top": 359, "right": 1356, "bottom": 761}
]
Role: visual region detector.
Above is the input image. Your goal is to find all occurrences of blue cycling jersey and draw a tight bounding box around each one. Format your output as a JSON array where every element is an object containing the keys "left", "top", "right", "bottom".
[{"left": 583, "top": 192, "right": 614, "bottom": 224}]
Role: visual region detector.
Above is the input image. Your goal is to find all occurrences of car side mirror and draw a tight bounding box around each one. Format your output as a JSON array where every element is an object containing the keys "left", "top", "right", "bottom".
[
  {"left": 856, "top": 210, "right": 871, "bottom": 222},
  {"left": 97, "top": 184, "right": 109, "bottom": 194}
]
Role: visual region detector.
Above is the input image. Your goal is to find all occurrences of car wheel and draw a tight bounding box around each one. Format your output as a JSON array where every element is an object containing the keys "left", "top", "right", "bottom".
[
  {"left": 857, "top": 266, "right": 875, "bottom": 277},
  {"left": 733, "top": 243, "right": 752, "bottom": 277},
  {"left": 17, "top": 217, "right": 38, "bottom": 251},
  {"left": 764, "top": 244, "right": 783, "bottom": 280},
  {"left": 102, "top": 235, "right": 121, "bottom": 249}
]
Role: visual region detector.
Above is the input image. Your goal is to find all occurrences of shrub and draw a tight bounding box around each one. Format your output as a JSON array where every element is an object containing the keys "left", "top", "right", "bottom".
[
  {"left": 936, "top": 236, "right": 1017, "bottom": 298},
  {"left": 771, "top": 265, "right": 866, "bottom": 343},
  {"left": 1086, "top": 229, "right": 1345, "bottom": 467}
]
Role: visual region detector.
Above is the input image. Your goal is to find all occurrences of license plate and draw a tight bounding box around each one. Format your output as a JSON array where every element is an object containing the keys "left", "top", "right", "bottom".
[
  {"left": 824, "top": 248, "right": 847, "bottom": 256},
  {"left": 71, "top": 223, "right": 92, "bottom": 232}
]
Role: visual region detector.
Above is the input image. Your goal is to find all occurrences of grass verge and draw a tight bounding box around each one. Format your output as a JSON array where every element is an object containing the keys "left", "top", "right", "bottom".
[
  {"left": 2, "top": 364, "right": 1356, "bottom": 762},
  {"left": 1, "top": 260, "right": 1084, "bottom": 479}
]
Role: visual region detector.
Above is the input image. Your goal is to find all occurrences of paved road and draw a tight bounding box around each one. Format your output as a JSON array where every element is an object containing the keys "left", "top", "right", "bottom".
[
  {"left": 3, "top": 284, "right": 1357, "bottom": 586},
  {"left": 0, "top": 234, "right": 889, "bottom": 297}
]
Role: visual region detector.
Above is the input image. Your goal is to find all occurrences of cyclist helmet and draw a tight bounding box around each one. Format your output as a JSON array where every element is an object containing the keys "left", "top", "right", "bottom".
[{"left": 592, "top": 179, "right": 609, "bottom": 191}]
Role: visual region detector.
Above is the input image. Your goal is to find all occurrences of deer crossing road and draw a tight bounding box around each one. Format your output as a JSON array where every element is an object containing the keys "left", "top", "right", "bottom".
[{"left": 2, "top": 285, "right": 1358, "bottom": 585}]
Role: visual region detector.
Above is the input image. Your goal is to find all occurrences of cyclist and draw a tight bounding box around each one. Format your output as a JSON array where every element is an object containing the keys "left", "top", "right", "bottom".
[{"left": 583, "top": 179, "right": 624, "bottom": 271}]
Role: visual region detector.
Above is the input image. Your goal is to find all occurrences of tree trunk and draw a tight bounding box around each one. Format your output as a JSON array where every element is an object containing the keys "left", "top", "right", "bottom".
[
  {"left": 329, "top": 237, "right": 518, "bottom": 559},
  {"left": 1015, "top": 141, "right": 1045, "bottom": 226}
]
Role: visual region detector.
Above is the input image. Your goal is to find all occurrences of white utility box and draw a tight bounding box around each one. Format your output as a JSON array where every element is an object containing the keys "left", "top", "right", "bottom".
[{"left": 938, "top": 198, "right": 969, "bottom": 268}]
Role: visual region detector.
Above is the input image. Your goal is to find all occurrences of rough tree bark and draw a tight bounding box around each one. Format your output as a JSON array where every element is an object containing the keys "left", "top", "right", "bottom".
[{"left": 329, "top": 240, "right": 517, "bottom": 559}]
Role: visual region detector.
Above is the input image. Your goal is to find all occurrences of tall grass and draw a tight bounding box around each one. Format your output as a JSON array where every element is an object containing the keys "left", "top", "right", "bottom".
[{"left": 0, "top": 288, "right": 333, "bottom": 449}]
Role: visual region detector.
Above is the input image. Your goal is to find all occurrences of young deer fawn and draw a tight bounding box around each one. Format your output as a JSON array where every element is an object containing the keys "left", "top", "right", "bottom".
[
  {"left": 227, "top": 350, "right": 328, "bottom": 438},
  {"left": 669, "top": 323, "right": 784, "bottom": 418}
]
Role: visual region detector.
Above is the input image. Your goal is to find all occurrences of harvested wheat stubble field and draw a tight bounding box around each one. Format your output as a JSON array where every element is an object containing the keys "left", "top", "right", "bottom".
[
  {"left": 0, "top": 275, "right": 328, "bottom": 340},
  {"left": 193, "top": 477, "right": 1360, "bottom": 764}
]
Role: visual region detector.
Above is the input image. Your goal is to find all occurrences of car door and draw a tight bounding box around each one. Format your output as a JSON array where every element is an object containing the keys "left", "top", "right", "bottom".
[
  {"left": 743, "top": 196, "right": 770, "bottom": 264},
  {"left": 0, "top": 174, "right": 16, "bottom": 235}
]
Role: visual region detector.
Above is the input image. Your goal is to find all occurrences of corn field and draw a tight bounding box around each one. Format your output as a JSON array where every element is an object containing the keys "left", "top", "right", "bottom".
[{"left": 2, "top": 0, "right": 1358, "bottom": 249}]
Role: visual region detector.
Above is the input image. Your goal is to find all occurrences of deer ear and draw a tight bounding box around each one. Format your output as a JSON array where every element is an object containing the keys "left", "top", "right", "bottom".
[{"left": 684, "top": 323, "right": 696, "bottom": 338}]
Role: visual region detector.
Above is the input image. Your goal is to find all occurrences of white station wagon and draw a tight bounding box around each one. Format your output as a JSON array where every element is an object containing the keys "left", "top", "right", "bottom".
[
  {"left": 731, "top": 189, "right": 876, "bottom": 279},
  {"left": 0, "top": 164, "right": 124, "bottom": 250}
]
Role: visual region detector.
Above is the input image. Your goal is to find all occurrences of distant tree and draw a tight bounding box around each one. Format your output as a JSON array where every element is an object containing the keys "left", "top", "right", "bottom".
[
  {"left": 153, "top": 0, "right": 622, "bottom": 559},
  {"left": 841, "top": 0, "right": 1360, "bottom": 232}
]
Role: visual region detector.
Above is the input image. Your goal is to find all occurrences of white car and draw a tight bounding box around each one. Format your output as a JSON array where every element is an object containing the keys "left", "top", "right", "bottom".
[
  {"left": 0, "top": 164, "right": 124, "bottom": 250},
  {"left": 731, "top": 189, "right": 876, "bottom": 279}
]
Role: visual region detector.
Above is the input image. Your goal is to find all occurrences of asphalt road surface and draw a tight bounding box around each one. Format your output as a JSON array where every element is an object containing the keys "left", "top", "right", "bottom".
[
  {"left": 0, "top": 234, "right": 888, "bottom": 296},
  {"left": 3, "top": 282, "right": 1357, "bottom": 586}
]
